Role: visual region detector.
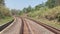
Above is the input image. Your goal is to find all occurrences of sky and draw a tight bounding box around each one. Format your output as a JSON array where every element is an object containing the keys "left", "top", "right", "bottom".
[{"left": 5, "top": 0, "right": 47, "bottom": 10}]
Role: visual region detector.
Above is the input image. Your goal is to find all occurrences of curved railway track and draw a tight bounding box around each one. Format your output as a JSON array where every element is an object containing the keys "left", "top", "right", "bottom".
[
  {"left": 25, "top": 17, "right": 60, "bottom": 34},
  {"left": 0, "top": 17, "right": 60, "bottom": 34}
]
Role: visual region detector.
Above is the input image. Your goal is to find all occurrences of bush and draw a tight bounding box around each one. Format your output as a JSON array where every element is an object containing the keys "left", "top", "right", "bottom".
[{"left": 0, "top": 6, "right": 11, "bottom": 19}]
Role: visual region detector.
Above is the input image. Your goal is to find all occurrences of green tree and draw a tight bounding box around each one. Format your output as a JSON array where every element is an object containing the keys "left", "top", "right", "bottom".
[
  {"left": 35, "top": 4, "right": 44, "bottom": 10},
  {"left": 11, "top": 9, "right": 20, "bottom": 15},
  {"left": 26, "top": 6, "right": 32, "bottom": 13},
  {"left": 0, "top": 0, "right": 5, "bottom": 6},
  {"left": 46, "top": 0, "right": 56, "bottom": 8},
  {"left": 22, "top": 8, "right": 27, "bottom": 13},
  {"left": 55, "top": 0, "right": 60, "bottom": 6},
  {"left": 0, "top": 0, "right": 11, "bottom": 18},
  {"left": 22, "top": 6, "right": 32, "bottom": 13}
]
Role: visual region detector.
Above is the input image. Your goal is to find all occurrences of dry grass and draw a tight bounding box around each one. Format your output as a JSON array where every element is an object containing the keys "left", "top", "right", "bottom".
[{"left": 28, "top": 6, "right": 60, "bottom": 30}]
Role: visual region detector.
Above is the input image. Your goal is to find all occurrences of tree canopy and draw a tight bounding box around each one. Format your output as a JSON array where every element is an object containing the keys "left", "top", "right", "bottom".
[{"left": 0, "top": 0, "right": 11, "bottom": 18}]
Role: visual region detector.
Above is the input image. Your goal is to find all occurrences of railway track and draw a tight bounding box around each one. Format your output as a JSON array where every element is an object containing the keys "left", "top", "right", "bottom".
[
  {"left": 19, "top": 17, "right": 33, "bottom": 34},
  {"left": 0, "top": 17, "right": 60, "bottom": 34},
  {"left": 20, "top": 17, "right": 54, "bottom": 34},
  {"left": 25, "top": 17, "right": 60, "bottom": 34}
]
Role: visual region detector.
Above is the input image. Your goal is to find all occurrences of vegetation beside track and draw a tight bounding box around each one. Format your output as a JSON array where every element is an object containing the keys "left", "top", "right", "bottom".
[
  {"left": 27, "top": 6, "right": 60, "bottom": 30},
  {"left": 29, "top": 17, "right": 60, "bottom": 30},
  {"left": 0, "top": 0, "right": 13, "bottom": 25},
  {"left": 19, "top": 0, "right": 60, "bottom": 30},
  {"left": 0, "top": 17, "right": 13, "bottom": 25}
]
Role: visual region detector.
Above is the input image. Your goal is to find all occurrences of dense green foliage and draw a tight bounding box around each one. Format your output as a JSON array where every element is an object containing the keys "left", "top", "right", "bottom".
[
  {"left": 0, "top": 0, "right": 13, "bottom": 25},
  {"left": 45, "top": 0, "right": 56, "bottom": 8},
  {"left": 0, "top": 0, "right": 11, "bottom": 19},
  {"left": 0, "top": 17, "right": 13, "bottom": 25},
  {"left": 0, "top": 0, "right": 5, "bottom": 6},
  {"left": 55, "top": 0, "right": 60, "bottom": 6},
  {"left": 21, "top": 0, "right": 60, "bottom": 29},
  {"left": 19, "top": 0, "right": 60, "bottom": 23}
]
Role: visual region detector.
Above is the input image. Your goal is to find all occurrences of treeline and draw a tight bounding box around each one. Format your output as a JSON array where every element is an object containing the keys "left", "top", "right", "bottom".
[
  {"left": 0, "top": 0, "right": 11, "bottom": 19},
  {"left": 1, "top": 0, "right": 60, "bottom": 22},
  {"left": 18, "top": 0, "right": 60, "bottom": 22},
  {"left": 4, "top": 0, "right": 60, "bottom": 21},
  {"left": 19, "top": 0, "right": 60, "bottom": 14}
]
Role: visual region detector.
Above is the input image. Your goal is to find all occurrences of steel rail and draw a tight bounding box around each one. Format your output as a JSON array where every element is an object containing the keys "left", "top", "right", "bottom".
[{"left": 26, "top": 17, "right": 60, "bottom": 34}]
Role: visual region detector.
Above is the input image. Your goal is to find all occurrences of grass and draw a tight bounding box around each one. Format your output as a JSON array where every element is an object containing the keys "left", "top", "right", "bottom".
[
  {"left": 0, "top": 17, "right": 13, "bottom": 25},
  {"left": 38, "top": 18, "right": 60, "bottom": 29},
  {"left": 27, "top": 6, "right": 60, "bottom": 30},
  {"left": 29, "top": 17, "right": 60, "bottom": 30}
]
